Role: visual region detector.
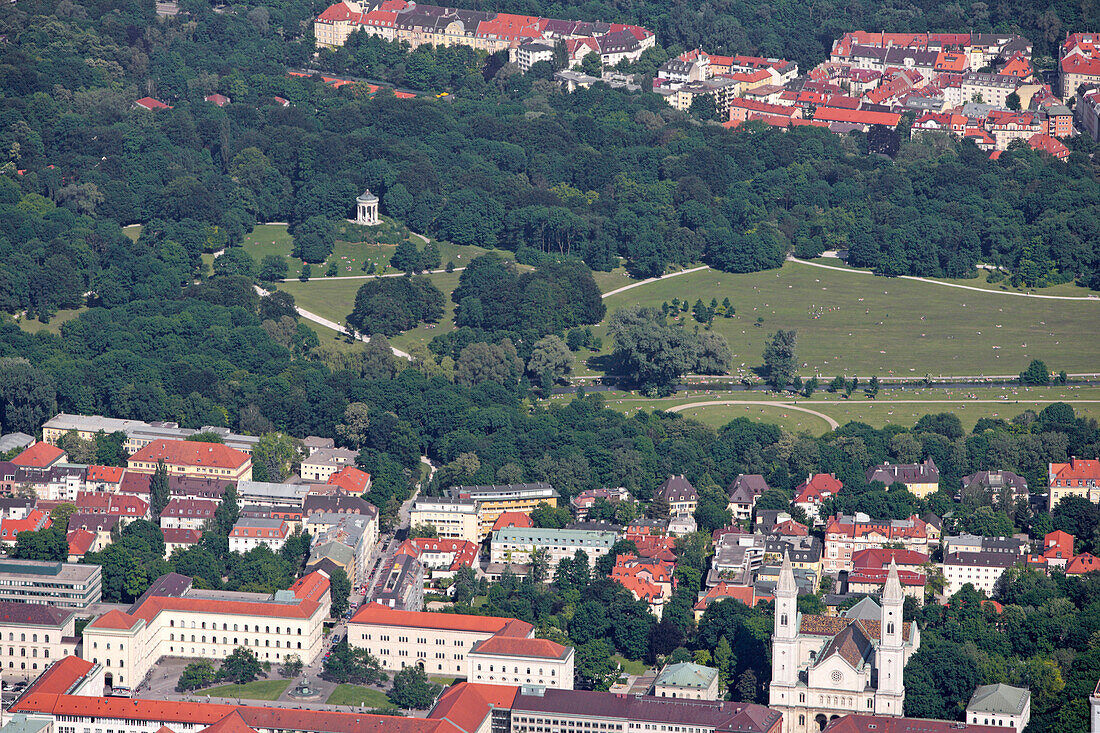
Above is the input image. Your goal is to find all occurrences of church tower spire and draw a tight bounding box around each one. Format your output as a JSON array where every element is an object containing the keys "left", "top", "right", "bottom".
[
  {"left": 770, "top": 550, "right": 799, "bottom": 690},
  {"left": 875, "top": 557, "right": 906, "bottom": 716}
]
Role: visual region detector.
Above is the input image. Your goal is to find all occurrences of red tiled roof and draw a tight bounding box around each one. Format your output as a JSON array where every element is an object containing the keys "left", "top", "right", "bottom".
[
  {"left": 67, "top": 529, "right": 96, "bottom": 556},
  {"left": 851, "top": 548, "right": 928, "bottom": 569},
  {"left": 134, "top": 97, "right": 170, "bottom": 110},
  {"left": 694, "top": 583, "right": 756, "bottom": 610},
  {"left": 327, "top": 466, "right": 370, "bottom": 494},
  {"left": 12, "top": 443, "right": 66, "bottom": 468},
  {"left": 824, "top": 714, "right": 1010, "bottom": 733},
  {"left": 349, "top": 605, "right": 531, "bottom": 635},
  {"left": 794, "top": 474, "right": 842, "bottom": 504},
  {"left": 289, "top": 571, "right": 331, "bottom": 602},
  {"left": 1060, "top": 54, "right": 1100, "bottom": 76},
  {"left": 76, "top": 492, "right": 148, "bottom": 516},
  {"left": 1066, "top": 552, "right": 1100, "bottom": 575},
  {"left": 813, "top": 107, "right": 901, "bottom": 126},
  {"left": 430, "top": 683, "right": 517, "bottom": 733},
  {"left": 470, "top": 635, "right": 570, "bottom": 660},
  {"left": 87, "top": 465, "right": 125, "bottom": 483},
  {"left": 162, "top": 528, "right": 202, "bottom": 545},
  {"left": 88, "top": 609, "right": 142, "bottom": 630},
  {"left": 774, "top": 519, "right": 809, "bottom": 536},
  {"left": 1028, "top": 134, "right": 1069, "bottom": 159},
  {"left": 129, "top": 440, "right": 249, "bottom": 470},
  {"left": 492, "top": 511, "right": 533, "bottom": 531},
  {"left": 200, "top": 711, "right": 255, "bottom": 733},
  {"left": 410, "top": 538, "right": 479, "bottom": 571},
  {"left": 21, "top": 657, "right": 95, "bottom": 696},
  {"left": 12, "top": 693, "right": 448, "bottom": 733},
  {"left": 0, "top": 510, "right": 51, "bottom": 540}
]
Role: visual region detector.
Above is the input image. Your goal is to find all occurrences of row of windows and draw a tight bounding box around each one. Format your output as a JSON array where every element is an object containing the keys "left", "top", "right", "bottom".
[
  {"left": 476, "top": 664, "right": 557, "bottom": 676},
  {"left": 5, "top": 633, "right": 51, "bottom": 642},
  {"left": 6, "top": 647, "right": 48, "bottom": 657},
  {"left": 361, "top": 633, "right": 463, "bottom": 646},
  {"left": 167, "top": 620, "right": 302, "bottom": 634},
  {"left": 167, "top": 635, "right": 303, "bottom": 649},
  {"left": 168, "top": 646, "right": 289, "bottom": 660}
]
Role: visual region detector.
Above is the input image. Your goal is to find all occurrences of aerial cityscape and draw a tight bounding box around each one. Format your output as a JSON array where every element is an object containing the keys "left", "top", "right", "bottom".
[{"left": 0, "top": 0, "right": 1098, "bottom": 732}]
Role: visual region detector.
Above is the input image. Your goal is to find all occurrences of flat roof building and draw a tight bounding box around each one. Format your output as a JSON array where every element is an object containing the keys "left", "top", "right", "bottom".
[
  {"left": 0, "top": 559, "right": 102, "bottom": 608},
  {"left": 490, "top": 527, "right": 618, "bottom": 569}
]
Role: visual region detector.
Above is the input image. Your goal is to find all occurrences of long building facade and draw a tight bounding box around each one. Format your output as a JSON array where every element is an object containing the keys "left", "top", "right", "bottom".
[
  {"left": 313, "top": 0, "right": 654, "bottom": 69},
  {"left": 81, "top": 571, "right": 330, "bottom": 690}
]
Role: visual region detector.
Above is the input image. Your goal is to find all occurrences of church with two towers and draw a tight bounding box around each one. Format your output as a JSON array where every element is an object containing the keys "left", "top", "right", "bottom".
[{"left": 769, "top": 553, "right": 920, "bottom": 732}]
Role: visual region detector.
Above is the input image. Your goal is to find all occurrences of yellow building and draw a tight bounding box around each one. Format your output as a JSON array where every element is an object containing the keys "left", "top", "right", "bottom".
[
  {"left": 127, "top": 439, "right": 252, "bottom": 482},
  {"left": 449, "top": 483, "right": 559, "bottom": 540}
]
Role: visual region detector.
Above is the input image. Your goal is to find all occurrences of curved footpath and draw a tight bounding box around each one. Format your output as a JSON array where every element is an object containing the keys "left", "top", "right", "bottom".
[
  {"left": 252, "top": 285, "right": 412, "bottom": 360},
  {"left": 665, "top": 400, "right": 842, "bottom": 430},
  {"left": 280, "top": 265, "right": 464, "bottom": 283},
  {"left": 788, "top": 256, "right": 1100, "bottom": 301}
]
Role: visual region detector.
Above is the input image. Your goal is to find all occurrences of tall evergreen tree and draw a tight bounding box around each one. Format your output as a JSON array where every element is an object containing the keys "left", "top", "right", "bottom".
[{"left": 150, "top": 460, "right": 170, "bottom": 521}]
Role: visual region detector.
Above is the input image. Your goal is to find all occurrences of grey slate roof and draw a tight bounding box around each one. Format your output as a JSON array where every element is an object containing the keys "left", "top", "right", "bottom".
[{"left": 967, "top": 683, "right": 1030, "bottom": 716}]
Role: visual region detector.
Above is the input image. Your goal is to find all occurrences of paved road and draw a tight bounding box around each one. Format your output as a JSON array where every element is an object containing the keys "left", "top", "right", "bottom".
[
  {"left": 253, "top": 285, "right": 412, "bottom": 360},
  {"left": 665, "top": 400, "right": 841, "bottom": 430},
  {"left": 789, "top": 256, "right": 1100, "bottom": 301}
]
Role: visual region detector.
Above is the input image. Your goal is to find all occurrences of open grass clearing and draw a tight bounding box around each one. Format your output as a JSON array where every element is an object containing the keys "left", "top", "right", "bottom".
[
  {"left": 122, "top": 224, "right": 142, "bottom": 242},
  {"left": 326, "top": 684, "right": 391, "bottom": 707},
  {"left": 14, "top": 307, "right": 87, "bottom": 335},
  {"left": 196, "top": 679, "right": 289, "bottom": 700},
  {"left": 580, "top": 261, "right": 1100, "bottom": 378}
]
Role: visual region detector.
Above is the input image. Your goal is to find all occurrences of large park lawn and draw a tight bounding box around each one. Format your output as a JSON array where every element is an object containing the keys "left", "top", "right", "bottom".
[
  {"left": 196, "top": 679, "right": 289, "bottom": 700},
  {"left": 585, "top": 261, "right": 1100, "bottom": 379},
  {"left": 589, "top": 385, "right": 1100, "bottom": 434}
]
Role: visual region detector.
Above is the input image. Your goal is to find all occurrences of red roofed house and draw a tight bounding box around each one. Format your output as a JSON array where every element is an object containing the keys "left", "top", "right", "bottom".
[
  {"left": 161, "top": 528, "right": 203, "bottom": 558},
  {"left": 160, "top": 497, "right": 218, "bottom": 530},
  {"left": 128, "top": 439, "right": 252, "bottom": 481},
  {"left": 82, "top": 570, "right": 330, "bottom": 690},
  {"left": 228, "top": 517, "right": 290, "bottom": 552},
  {"left": 12, "top": 442, "right": 67, "bottom": 469},
  {"left": 67, "top": 528, "right": 99, "bottom": 561},
  {"left": 1048, "top": 458, "right": 1100, "bottom": 509},
  {"left": 409, "top": 538, "right": 479, "bottom": 575},
  {"left": 773, "top": 518, "right": 810, "bottom": 537},
  {"left": 824, "top": 513, "right": 938, "bottom": 572},
  {"left": 1028, "top": 133, "right": 1069, "bottom": 160},
  {"left": 492, "top": 511, "right": 533, "bottom": 532},
  {"left": 75, "top": 491, "right": 149, "bottom": 523},
  {"left": 793, "top": 474, "right": 842, "bottom": 526},
  {"left": 729, "top": 98, "right": 803, "bottom": 124},
  {"left": 85, "top": 465, "right": 126, "bottom": 492},
  {"left": 133, "top": 97, "right": 170, "bottom": 111},
  {"left": 1066, "top": 552, "right": 1100, "bottom": 576},
  {"left": 1042, "top": 530, "right": 1074, "bottom": 568},
  {"left": 0, "top": 508, "right": 51, "bottom": 542},
  {"left": 694, "top": 582, "right": 759, "bottom": 621},
  {"left": 204, "top": 93, "right": 230, "bottom": 106},
  {"left": 611, "top": 554, "right": 675, "bottom": 619},
  {"left": 326, "top": 465, "right": 371, "bottom": 494},
  {"left": 848, "top": 548, "right": 928, "bottom": 602},
  {"left": 986, "top": 110, "right": 1047, "bottom": 150},
  {"left": 812, "top": 106, "right": 902, "bottom": 130},
  {"left": 1059, "top": 33, "right": 1100, "bottom": 98}
]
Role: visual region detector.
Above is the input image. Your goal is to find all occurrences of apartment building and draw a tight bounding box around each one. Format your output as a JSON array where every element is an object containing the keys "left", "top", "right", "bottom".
[
  {"left": 82, "top": 570, "right": 330, "bottom": 689},
  {"left": 128, "top": 440, "right": 252, "bottom": 482},
  {"left": 229, "top": 518, "right": 291, "bottom": 553},
  {"left": 299, "top": 448, "right": 357, "bottom": 483},
  {"left": 160, "top": 497, "right": 218, "bottom": 530},
  {"left": 1048, "top": 458, "right": 1100, "bottom": 509},
  {"left": 865, "top": 459, "right": 940, "bottom": 498},
  {"left": 409, "top": 496, "right": 480, "bottom": 542},
  {"left": 0, "top": 559, "right": 102, "bottom": 608},
  {"left": 823, "top": 513, "right": 939, "bottom": 573},
  {"left": 490, "top": 526, "right": 617, "bottom": 568},
  {"left": 449, "top": 483, "right": 559, "bottom": 539},
  {"left": 942, "top": 551, "right": 1020, "bottom": 596},
  {"left": 41, "top": 413, "right": 273, "bottom": 456}
]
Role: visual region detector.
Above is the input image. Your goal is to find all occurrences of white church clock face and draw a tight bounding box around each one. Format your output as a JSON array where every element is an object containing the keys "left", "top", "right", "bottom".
[{"left": 830, "top": 670, "right": 843, "bottom": 684}]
